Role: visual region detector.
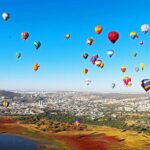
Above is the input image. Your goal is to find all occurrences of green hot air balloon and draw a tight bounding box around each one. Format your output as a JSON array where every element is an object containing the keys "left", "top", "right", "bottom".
[
  {"left": 16, "top": 53, "right": 21, "bottom": 59},
  {"left": 34, "top": 41, "right": 41, "bottom": 50},
  {"left": 132, "top": 52, "right": 137, "bottom": 57}
]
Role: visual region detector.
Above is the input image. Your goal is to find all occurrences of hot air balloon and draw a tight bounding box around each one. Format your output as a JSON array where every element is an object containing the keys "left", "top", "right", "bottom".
[
  {"left": 139, "top": 41, "right": 143, "bottom": 45},
  {"left": 141, "top": 79, "right": 150, "bottom": 92},
  {"left": 132, "top": 52, "right": 137, "bottom": 57},
  {"left": 83, "top": 53, "right": 88, "bottom": 59},
  {"left": 135, "top": 67, "right": 139, "bottom": 72},
  {"left": 108, "top": 31, "right": 119, "bottom": 44},
  {"left": 33, "top": 64, "right": 40, "bottom": 71},
  {"left": 95, "top": 60, "right": 102, "bottom": 67},
  {"left": 121, "top": 66, "right": 126, "bottom": 73},
  {"left": 123, "top": 76, "right": 131, "bottom": 86},
  {"left": 87, "top": 38, "right": 94, "bottom": 45},
  {"left": 95, "top": 25, "right": 103, "bottom": 34},
  {"left": 74, "top": 119, "right": 81, "bottom": 126},
  {"left": 16, "top": 53, "right": 21, "bottom": 59},
  {"left": 34, "top": 41, "right": 41, "bottom": 50},
  {"left": 21, "top": 32, "right": 29, "bottom": 40},
  {"left": 3, "top": 100, "right": 9, "bottom": 108},
  {"left": 140, "top": 63, "right": 144, "bottom": 71},
  {"left": 112, "top": 83, "right": 116, "bottom": 89},
  {"left": 83, "top": 68, "right": 88, "bottom": 75},
  {"left": 90, "top": 55, "right": 98, "bottom": 64},
  {"left": 130, "top": 32, "right": 138, "bottom": 39},
  {"left": 65, "top": 34, "right": 70, "bottom": 39},
  {"left": 107, "top": 50, "right": 114, "bottom": 57},
  {"left": 85, "top": 79, "right": 92, "bottom": 85},
  {"left": 2, "top": 12, "right": 10, "bottom": 21},
  {"left": 141, "top": 24, "right": 150, "bottom": 34},
  {"left": 100, "top": 63, "right": 104, "bottom": 68}
]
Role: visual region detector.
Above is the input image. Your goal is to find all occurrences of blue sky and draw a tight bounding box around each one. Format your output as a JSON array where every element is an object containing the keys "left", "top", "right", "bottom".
[{"left": 0, "top": 0, "right": 150, "bottom": 92}]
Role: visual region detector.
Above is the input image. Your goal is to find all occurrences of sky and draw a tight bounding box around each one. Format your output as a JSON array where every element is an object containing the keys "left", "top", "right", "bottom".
[{"left": 0, "top": 0, "right": 150, "bottom": 93}]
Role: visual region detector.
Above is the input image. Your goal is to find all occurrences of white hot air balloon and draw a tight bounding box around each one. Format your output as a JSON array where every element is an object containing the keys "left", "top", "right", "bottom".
[
  {"left": 2, "top": 12, "right": 10, "bottom": 21},
  {"left": 107, "top": 50, "right": 114, "bottom": 57},
  {"left": 141, "top": 24, "right": 150, "bottom": 34},
  {"left": 85, "top": 79, "right": 92, "bottom": 85},
  {"left": 112, "top": 83, "right": 116, "bottom": 89}
]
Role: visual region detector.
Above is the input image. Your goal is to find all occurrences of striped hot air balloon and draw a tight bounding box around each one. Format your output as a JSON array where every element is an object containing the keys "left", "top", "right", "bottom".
[{"left": 141, "top": 79, "right": 150, "bottom": 92}]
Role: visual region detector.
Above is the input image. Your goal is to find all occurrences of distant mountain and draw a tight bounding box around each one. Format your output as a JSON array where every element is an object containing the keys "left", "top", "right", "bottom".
[{"left": 0, "top": 90, "right": 20, "bottom": 98}]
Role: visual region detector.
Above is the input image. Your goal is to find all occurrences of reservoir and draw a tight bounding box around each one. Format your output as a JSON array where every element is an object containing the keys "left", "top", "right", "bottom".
[{"left": 0, "top": 135, "right": 38, "bottom": 150}]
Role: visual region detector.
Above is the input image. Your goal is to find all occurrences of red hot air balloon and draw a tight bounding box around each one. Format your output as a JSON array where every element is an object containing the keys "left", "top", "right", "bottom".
[
  {"left": 21, "top": 32, "right": 29, "bottom": 40},
  {"left": 108, "top": 31, "right": 119, "bottom": 44}
]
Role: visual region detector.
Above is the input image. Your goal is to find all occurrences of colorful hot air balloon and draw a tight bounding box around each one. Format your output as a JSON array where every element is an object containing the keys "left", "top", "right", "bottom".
[
  {"left": 90, "top": 55, "right": 99, "bottom": 64},
  {"left": 139, "top": 41, "right": 143, "bottom": 45},
  {"left": 130, "top": 32, "right": 138, "bottom": 39},
  {"left": 34, "top": 41, "right": 41, "bottom": 50},
  {"left": 140, "top": 63, "right": 144, "bottom": 71},
  {"left": 135, "top": 67, "right": 139, "bottom": 72},
  {"left": 141, "top": 79, "right": 150, "bottom": 92},
  {"left": 87, "top": 38, "right": 94, "bottom": 45},
  {"left": 3, "top": 100, "right": 9, "bottom": 108},
  {"left": 74, "top": 119, "right": 81, "bottom": 126},
  {"left": 21, "top": 32, "right": 29, "bottom": 40},
  {"left": 123, "top": 76, "right": 131, "bottom": 87},
  {"left": 141, "top": 24, "right": 150, "bottom": 34},
  {"left": 95, "top": 25, "right": 103, "bottom": 34},
  {"left": 121, "top": 66, "right": 126, "bottom": 73},
  {"left": 132, "top": 52, "right": 137, "bottom": 57},
  {"left": 112, "top": 83, "right": 116, "bottom": 89},
  {"left": 100, "top": 63, "right": 104, "bottom": 68},
  {"left": 16, "top": 53, "right": 21, "bottom": 59},
  {"left": 65, "top": 34, "right": 70, "bottom": 39},
  {"left": 2, "top": 12, "right": 10, "bottom": 21},
  {"left": 95, "top": 60, "right": 102, "bottom": 67},
  {"left": 108, "top": 31, "right": 119, "bottom": 44},
  {"left": 33, "top": 64, "right": 40, "bottom": 71},
  {"left": 83, "top": 68, "right": 88, "bottom": 75},
  {"left": 83, "top": 53, "right": 88, "bottom": 59},
  {"left": 85, "top": 79, "right": 92, "bottom": 86},
  {"left": 107, "top": 50, "right": 114, "bottom": 57}
]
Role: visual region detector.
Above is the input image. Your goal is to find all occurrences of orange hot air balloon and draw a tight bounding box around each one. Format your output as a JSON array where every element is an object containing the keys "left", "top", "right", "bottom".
[
  {"left": 86, "top": 38, "right": 94, "bottom": 45},
  {"left": 21, "top": 32, "right": 29, "bottom": 40},
  {"left": 121, "top": 66, "right": 126, "bottom": 73},
  {"left": 3, "top": 100, "right": 9, "bottom": 108},
  {"left": 83, "top": 68, "right": 88, "bottom": 75},
  {"left": 95, "top": 26, "right": 103, "bottom": 34},
  {"left": 33, "top": 64, "right": 39, "bottom": 71}
]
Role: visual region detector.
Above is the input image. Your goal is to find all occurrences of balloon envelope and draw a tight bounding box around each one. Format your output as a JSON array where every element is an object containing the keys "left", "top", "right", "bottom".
[
  {"left": 33, "top": 64, "right": 39, "bottom": 71},
  {"left": 112, "top": 83, "right": 116, "bottom": 88},
  {"left": 123, "top": 76, "right": 131, "bottom": 86},
  {"left": 141, "top": 79, "right": 150, "bottom": 92},
  {"left": 108, "top": 31, "right": 119, "bottom": 44},
  {"left": 107, "top": 50, "right": 114, "bottom": 57},
  {"left": 130, "top": 32, "right": 138, "bottom": 39},
  {"left": 65, "top": 34, "right": 70, "bottom": 39},
  {"left": 95, "top": 26, "right": 103, "bottom": 34},
  {"left": 16, "top": 53, "right": 21, "bottom": 59},
  {"left": 87, "top": 38, "right": 94, "bottom": 45},
  {"left": 2, "top": 12, "right": 10, "bottom": 21},
  {"left": 34, "top": 41, "right": 41, "bottom": 49},
  {"left": 135, "top": 67, "right": 139, "bottom": 72},
  {"left": 21, "top": 32, "right": 29, "bottom": 40},
  {"left": 83, "top": 53, "right": 88, "bottom": 59},
  {"left": 141, "top": 24, "right": 150, "bottom": 34}
]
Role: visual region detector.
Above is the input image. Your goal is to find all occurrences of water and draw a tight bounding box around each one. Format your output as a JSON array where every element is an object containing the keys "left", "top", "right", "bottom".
[{"left": 0, "top": 135, "right": 38, "bottom": 150}]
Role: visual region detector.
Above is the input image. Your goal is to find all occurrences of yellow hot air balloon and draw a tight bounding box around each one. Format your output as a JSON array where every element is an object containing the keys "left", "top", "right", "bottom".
[
  {"left": 140, "top": 63, "right": 145, "bottom": 71},
  {"left": 3, "top": 100, "right": 9, "bottom": 108},
  {"left": 65, "top": 34, "right": 70, "bottom": 39}
]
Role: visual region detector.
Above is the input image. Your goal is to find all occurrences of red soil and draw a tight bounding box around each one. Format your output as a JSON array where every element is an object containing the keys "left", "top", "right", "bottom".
[{"left": 49, "top": 133, "right": 120, "bottom": 150}]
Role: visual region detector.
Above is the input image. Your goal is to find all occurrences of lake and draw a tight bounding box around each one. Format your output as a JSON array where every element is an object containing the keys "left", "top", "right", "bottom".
[{"left": 0, "top": 135, "right": 38, "bottom": 150}]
